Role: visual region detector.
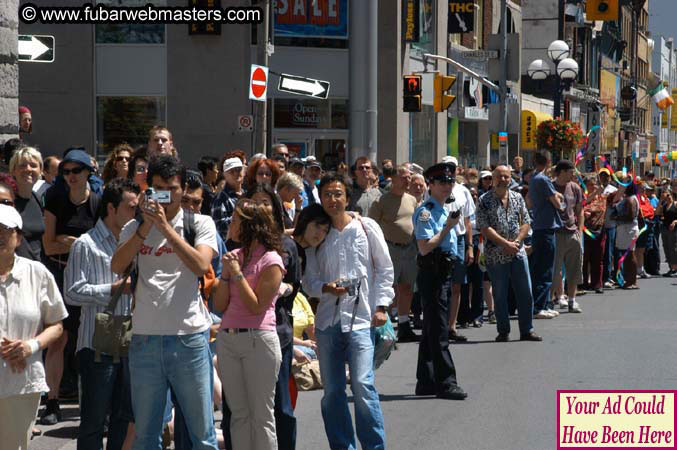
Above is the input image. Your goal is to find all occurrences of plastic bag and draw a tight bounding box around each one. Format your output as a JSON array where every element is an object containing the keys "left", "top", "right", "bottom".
[{"left": 373, "top": 315, "right": 396, "bottom": 370}]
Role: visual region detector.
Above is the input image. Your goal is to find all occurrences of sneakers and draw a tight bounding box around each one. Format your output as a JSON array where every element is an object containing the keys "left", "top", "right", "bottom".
[
  {"left": 557, "top": 296, "right": 569, "bottom": 309},
  {"left": 534, "top": 310, "right": 554, "bottom": 319},
  {"left": 397, "top": 321, "right": 420, "bottom": 343},
  {"left": 568, "top": 300, "right": 582, "bottom": 313},
  {"left": 487, "top": 310, "right": 497, "bottom": 324},
  {"left": 546, "top": 308, "right": 559, "bottom": 317},
  {"left": 603, "top": 281, "right": 615, "bottom": 289},
  {"left": 38, "top": 398, "right": 61, "bottom": 425},
  {"left": 638, "top": 269, "right": 650, "bottom": 279}
]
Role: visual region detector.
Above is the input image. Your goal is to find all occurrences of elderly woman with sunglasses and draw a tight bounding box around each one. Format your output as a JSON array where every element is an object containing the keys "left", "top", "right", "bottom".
[
  {"left": 0, "top": 204, "right": 68, "bottom": 449},
  {"left": 40, "top": 149, "right": 102, "bottom": 425}
]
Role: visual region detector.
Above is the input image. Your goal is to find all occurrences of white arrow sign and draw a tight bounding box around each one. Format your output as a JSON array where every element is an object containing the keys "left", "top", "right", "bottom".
[
  {"left": 18, "top": 35, "right": 54, "bottom": 63},
  {"left": 278, "top": 74, "right": 330, "bottom": 99}
]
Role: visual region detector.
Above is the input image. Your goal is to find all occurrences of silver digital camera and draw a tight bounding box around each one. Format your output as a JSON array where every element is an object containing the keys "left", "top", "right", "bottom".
[
  {"left": 145, "top": 188, "right": 171, "bottom": 204},
  {"left": 336, "top": 277, "right": 360, "bottom": 296}
]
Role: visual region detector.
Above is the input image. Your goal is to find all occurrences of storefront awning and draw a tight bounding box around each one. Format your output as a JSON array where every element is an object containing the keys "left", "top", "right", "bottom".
[{"left": 521, "top": 110, "right": 553, "bottom": 151}]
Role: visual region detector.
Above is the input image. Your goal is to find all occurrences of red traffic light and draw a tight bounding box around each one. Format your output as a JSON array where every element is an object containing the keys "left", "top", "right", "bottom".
[{"left": 403, "top": 75, "right": 422, "bottom": 95}]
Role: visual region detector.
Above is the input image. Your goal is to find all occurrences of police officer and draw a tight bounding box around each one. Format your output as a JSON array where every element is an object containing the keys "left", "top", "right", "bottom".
[{"left": 413, "top": 162, "right": 467, "bottom": 400}]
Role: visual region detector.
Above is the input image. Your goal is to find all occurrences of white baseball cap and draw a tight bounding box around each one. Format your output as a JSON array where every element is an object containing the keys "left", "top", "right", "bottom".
[
  {"left": 0, "top": 204, "right": 22, "bottom": 230},
  {"left": 441, "top": 156, "right": 459, "bottom": 166},
  {"left": 223, "top": 157, "right": 244, "bottom": 173},
  {"left": 480, "top": 170, "right": 492, "bottom": 179}
]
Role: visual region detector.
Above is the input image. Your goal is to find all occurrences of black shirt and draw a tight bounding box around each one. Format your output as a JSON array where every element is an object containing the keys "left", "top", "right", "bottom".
[
  {"left": 15, "top": 192, "right": 45, "bottom": 262},
  {"left": 44, "top": 187, "right": 100, "bottom": 260},
  {"left": 276, "top": 235, "right": 301, "bottom": 349},
  {"left": 662, "top": 203, "right": 677, "bottom": 229}
]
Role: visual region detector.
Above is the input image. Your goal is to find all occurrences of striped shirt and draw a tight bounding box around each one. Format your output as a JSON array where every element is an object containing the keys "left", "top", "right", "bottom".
[{"left": 64, "top": 219, "right": 132, "bottom": 353}]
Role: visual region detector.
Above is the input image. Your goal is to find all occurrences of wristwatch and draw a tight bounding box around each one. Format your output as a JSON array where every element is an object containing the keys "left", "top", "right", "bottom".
[{"left": 232, "top": 273, "right": 244, "bottom": 281}]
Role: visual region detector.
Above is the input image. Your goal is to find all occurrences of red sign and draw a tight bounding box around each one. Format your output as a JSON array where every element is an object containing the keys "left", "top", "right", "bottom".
[{"left": 252, "top": 68, "right": 267, "bottom": 98}]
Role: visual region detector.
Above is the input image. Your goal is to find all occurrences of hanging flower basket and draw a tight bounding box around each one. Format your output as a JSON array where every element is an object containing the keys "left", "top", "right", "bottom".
[{"left": 535, "top": 119, "right": 584, "bottom": 159}]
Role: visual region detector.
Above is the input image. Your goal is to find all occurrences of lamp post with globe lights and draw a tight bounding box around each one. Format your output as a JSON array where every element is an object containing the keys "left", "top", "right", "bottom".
[{"left": 527, "top": 40, "right": 580, "bottom": 119}]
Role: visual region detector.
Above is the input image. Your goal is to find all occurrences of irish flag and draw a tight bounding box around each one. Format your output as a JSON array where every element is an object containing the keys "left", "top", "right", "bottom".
[{"left": 650, "top": 84, "right": 674, "bottom": 111}]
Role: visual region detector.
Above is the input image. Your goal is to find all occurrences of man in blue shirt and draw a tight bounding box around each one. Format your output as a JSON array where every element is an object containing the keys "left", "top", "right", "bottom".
[
  {"left": 413, "top": 162, "right": 467, "bottom": 401},
  {"left": 527, "top": 150, "right": 563, "bottom": 319}
]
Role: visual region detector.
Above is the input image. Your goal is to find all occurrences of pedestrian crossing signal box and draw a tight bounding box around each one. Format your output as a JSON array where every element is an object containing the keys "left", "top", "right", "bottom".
[
  {"left": 403, "top": 75, "right": 422, "bottom": 113},
  {"left": 434, "top": 73, "right": 456, "bottom": 113},
  {"left": 586, "top": 0, "right": 618, "bottom": 21}
]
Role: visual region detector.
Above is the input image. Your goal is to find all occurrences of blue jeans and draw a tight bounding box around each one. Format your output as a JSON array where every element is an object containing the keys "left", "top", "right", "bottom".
[
  {"left": 487, "top": 255, "right": 534, "bottom": 336},
  {"left": 316, "top": 324, "right": 385, "bottom": 450},
  {"left": 129, "top": 333, "right": 218, "bottom": 450},
  {"left": 530, "top": 229, "right": 556, "bottom": 312},
  {"left": 77, "top": 349, "right": 132, "bottom": 450},
  {"left": 602, "top": 226, "right": 617, "bottom": 283}
]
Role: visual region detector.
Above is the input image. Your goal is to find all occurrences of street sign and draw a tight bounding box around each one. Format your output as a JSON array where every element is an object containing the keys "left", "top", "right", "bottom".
[
  {"left": 249, "top": 65, "right": 269, "bottom": 102},
  {"left": 448, "top": 1, "right": 475, "bottom": 34},
  {"left": 237, "top": 115, "right": 253, "bottom": 132},
  {"left": 460, "top": 50, "right": 498, "bottom": 59},
  {"left": 18, "top": 35, "right": 54, "bottom": 63},
  {"left": 278, "top": 74, "right": 330, "bottom": 99}
]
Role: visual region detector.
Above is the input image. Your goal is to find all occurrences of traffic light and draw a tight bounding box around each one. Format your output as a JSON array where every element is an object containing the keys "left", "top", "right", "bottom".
[
  {"left": 586, "top": 0, "right": 619, "bottom": 21},
  {"left": 434, "top": 73, "right": 456, "bottom": 113},
  {"left": 403, "top": 75, "right": 422, "bottom": 113}
]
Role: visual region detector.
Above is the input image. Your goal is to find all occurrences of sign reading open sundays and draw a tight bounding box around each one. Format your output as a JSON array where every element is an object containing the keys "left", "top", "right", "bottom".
[{"left": 274, "top": 0, "right": 348, "bottom": 39}]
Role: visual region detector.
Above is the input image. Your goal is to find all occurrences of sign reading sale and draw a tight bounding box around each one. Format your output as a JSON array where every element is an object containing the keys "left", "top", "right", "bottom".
[{"left": 249, "top": 64, "right": 269, "bottom": 102}]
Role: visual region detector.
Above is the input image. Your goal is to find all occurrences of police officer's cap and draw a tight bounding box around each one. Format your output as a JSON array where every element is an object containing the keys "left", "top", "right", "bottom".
[{"left": 424, "top": 162, "right": 456, "bottom": 183}]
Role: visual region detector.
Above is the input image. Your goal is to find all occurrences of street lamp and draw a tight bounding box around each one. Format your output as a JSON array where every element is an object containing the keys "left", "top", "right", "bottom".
[{"left": 529, "top": 40, "right": 579, "bottom": 119}]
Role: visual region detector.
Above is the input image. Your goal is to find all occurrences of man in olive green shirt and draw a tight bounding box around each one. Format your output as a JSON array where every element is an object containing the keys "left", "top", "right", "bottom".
[{"left": 370, "top": 165, "right": 419, "bottom": 342}]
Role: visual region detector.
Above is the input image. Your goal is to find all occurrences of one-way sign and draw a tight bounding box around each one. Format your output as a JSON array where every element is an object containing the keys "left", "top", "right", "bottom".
[
  {"left": 18, "top": 35, "right": 54, "bottom": 63},
  {"left": 278, "top": 74, "right": 330, "bottom": 99}
]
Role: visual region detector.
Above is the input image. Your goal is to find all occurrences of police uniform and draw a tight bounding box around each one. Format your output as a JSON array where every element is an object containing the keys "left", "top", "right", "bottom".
[{"left": 413, "top": 163, "right": 467, "bottom": 400}]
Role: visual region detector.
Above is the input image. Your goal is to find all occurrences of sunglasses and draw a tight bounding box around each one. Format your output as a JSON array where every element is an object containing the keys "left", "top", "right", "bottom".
[
  {"left": 0, "top": 199, "right": 14, "bottom": 206},
  {"left": 62, "top": 166, "right": 86, "bottom": 176},
  {"left": 116, "top": 156, "right": 130, "bottom": 162}
]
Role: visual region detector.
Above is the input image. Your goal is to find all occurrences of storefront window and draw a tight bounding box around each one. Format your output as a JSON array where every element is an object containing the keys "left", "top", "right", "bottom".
[
  {"left": 274, "top": 99, "right": 348, "bottom": 129},
  {"left": 96, "top": 96, "right": 166, "bottom": 155},
  {"left": 95, "top": 0, "right": 165, "bottom": 43},
  {"left": 410, "top": 105, "right": 436, "bottom": 169}
]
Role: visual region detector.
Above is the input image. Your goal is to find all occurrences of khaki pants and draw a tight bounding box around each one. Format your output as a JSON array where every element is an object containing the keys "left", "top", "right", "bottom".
[
  {"left": 553, "top": 230, "right": 583, "bottom": 289},
  {"left": 0, "top": 392, "right": 41, "bottom": 450},
  {"left": 216, "top": 330, "right": 281, "bottom": 450}
]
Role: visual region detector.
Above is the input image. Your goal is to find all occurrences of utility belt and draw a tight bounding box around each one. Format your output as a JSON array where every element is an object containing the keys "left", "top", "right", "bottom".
[{"left": 416, "top": 248, "right": 455, "bottom": 275}]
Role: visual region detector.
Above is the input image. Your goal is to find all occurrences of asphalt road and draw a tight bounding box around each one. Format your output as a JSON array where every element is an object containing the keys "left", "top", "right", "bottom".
[{"left": 30, "top": 270, "right": 677, "bottom": 450}]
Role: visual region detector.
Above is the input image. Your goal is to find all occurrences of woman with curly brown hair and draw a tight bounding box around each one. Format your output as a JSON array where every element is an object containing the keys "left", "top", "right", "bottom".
[
  {"left": 102, "top": 143, "right": 133, "bottom": 184},
  {"left": 213, "top": 199, "right": 285, "bottom": 450},
  {"left": 244, "top": 157, "right": 281, "bottom": 192}
]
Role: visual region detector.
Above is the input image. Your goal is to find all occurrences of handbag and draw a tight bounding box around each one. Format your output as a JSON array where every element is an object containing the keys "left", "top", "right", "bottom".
[
  {"left": 92, "top": 265, "right": 133, "bottom": 363},
  {"left": 292, "top": 359, "right": 323, "bottom": 391}
]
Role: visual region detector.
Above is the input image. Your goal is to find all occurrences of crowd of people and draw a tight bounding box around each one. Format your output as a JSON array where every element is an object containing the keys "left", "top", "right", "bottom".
[{"left": 1, "top": 115, "right": 676, "bottom": 450}]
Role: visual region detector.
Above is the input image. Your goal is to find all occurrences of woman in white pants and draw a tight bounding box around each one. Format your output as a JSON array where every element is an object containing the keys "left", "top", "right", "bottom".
[
  {"left": 213, "top": 199, "right": 285, "bottom": 450},
  {"left": 0, "top": 203, "right": 67, "bottom": 449}
]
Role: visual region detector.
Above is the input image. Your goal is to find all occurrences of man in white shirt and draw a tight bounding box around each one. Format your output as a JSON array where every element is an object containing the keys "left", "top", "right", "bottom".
[
  {"left": 112, "top": 155, "right": 218, "bottom": 450},
  {"left": 441, "top": 157, "right": 475, "bottom": 341},
  {"left": 303, "top": 173, "right": 394, "bottom": 450}
]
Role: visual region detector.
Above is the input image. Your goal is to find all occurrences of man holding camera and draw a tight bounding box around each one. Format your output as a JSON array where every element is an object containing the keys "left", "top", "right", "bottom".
[
  {"left": 303, "top": 173, "right": 394, "bottom": 450},
  {"left": 112, "top": 155, "right": 218, "bottom": 449},
  {"left": 413, "top": 162, "right": 467, "bottom": 400}
]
